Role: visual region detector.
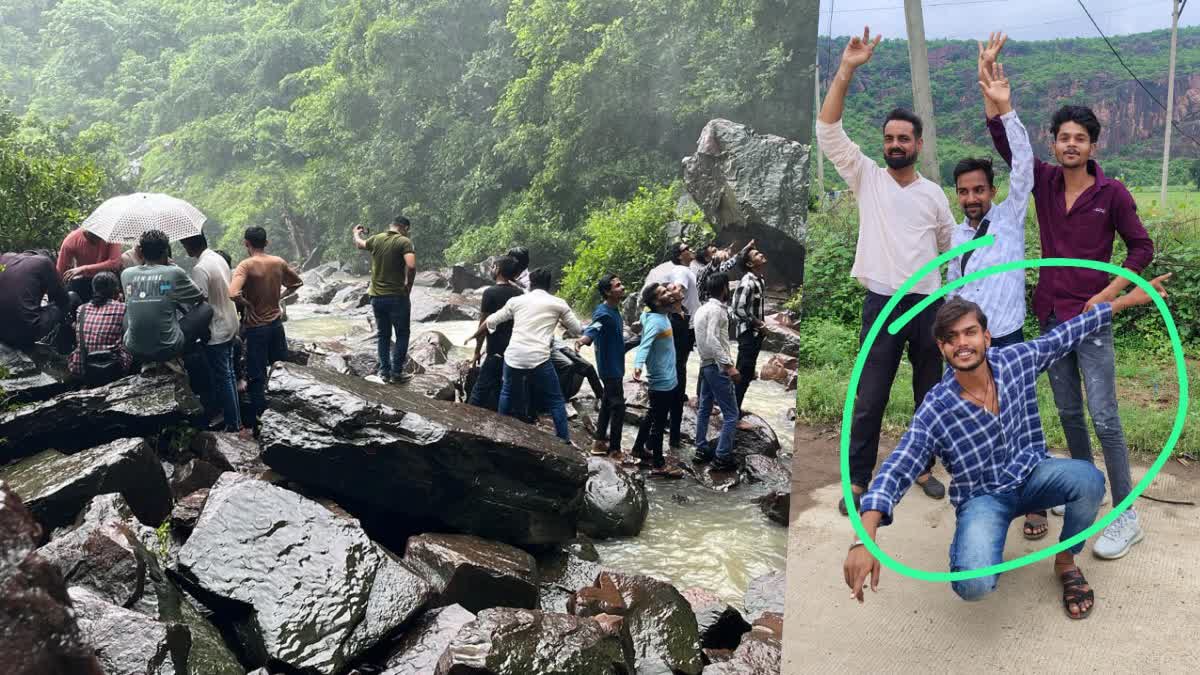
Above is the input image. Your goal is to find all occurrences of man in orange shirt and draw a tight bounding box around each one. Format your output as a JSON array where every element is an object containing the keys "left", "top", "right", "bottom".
[
  {"left": 57, "top": 227, "right": 123, "bottom": 303},
  {"left": 228, "top": 226, "right": 303, "bottom": 438}
]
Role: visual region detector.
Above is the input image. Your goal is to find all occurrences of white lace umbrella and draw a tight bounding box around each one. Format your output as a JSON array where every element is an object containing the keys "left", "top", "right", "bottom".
[{"left": 80, "top": 192, "right": 207, "bottom": 243}]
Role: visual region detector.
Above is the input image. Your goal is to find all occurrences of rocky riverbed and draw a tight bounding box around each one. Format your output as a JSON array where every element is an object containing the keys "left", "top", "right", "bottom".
[{"left": 0, "top": 261, "right": 795, "bottom": 675}]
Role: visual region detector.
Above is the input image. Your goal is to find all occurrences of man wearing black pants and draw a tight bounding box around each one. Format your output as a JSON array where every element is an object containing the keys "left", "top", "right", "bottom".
[
  {"left": 468, "top": 256, "right": 524, "bottom": 411},
  {"left": 730, "top": 248, "right": 769, "bottom": 413},
  {"left": 631, "top": 282, "right": 689, "bottom": 455},
  {"left": 817, "top": 27, "right": 956, "bottom": 515},
  {"left": 578, "top": 274, "right": 633, "bottom": 459}
]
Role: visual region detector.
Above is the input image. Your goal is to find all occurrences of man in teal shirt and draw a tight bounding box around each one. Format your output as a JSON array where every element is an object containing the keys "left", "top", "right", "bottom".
[
  {"left": 121, "top": 229, "right": 211, "bottom": 364},
  {"left": 633, "top": 282, "right": 683, "bottom": 478}
]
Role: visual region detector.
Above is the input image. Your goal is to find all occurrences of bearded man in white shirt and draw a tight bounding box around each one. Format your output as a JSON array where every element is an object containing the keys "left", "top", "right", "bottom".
[{"left": 816, "top": 26, "right": 956, "bottom": 515}]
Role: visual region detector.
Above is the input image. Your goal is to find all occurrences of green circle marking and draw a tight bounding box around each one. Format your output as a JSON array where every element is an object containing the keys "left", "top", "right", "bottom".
[{"left": 841, "top": 233, "right": 1190, "bottom": 582}]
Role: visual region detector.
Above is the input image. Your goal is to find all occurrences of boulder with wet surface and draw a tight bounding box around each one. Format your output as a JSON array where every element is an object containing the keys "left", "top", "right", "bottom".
[{"left": 405, "top": 533, "right": 539, "bottom": 614}]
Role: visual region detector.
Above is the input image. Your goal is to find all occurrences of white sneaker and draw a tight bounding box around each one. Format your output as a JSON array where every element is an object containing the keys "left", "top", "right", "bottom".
[
  {"left": 1092, "top": 510, "right": 1144, "bottom": 560},
  {"left": 1051, "top": 492, "right": 1109, "bottom": 516}
]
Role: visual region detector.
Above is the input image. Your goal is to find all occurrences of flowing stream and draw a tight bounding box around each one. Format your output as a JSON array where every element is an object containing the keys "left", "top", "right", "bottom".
[{"left": 286, "top": 301, "right": 791, "bottom": 609}]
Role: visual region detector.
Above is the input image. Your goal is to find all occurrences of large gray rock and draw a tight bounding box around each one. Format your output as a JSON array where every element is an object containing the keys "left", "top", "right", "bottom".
[
  {"left": 37, "top": 494, "right": 242, "bottom": 675},
  {"left": 743, "top": 571, "right": 785, "bottom": 623},
  {"left": 450, "top": 263, "right": 490, "bottom": 294},
  {"left": 590, "top": 571, "right": 703, "bottom": 674},
  {"left": 69, "top": 586, "right": 192, "bottom": 675},
  {"left": 189, "top": 431, "right": 268, "bottom": 477},
  {"left": 703, "top": 613, "right": 783, "bottom": 675},
  {"left": 537, "top": 541, "right": 604, "bottom": 614},
  {"left": 681, "top": 587, "right": 750, "bottom": 651},
  {"left": 0, "top": 373, "right": 198, "bottom": 462},
  {"left": 681, "top": 118, "right": 809, "bottom": 288},
  {"left": 409, "top": 331, "right": 453, "bottom": 368},
  {"left": 411, "top": 287, "right": 479, "bottom": 323},
  {"left": 176, "top": 475, "right": 432, "bottom": 674},
  {"left": 435, "top": 608, "right": 629, "bottom": 674},
  {"left": 578, "top": 458, "right": 648, "bottom": 539},
  {"left": 381, "top": 604, "right": 476, "bottom": 675},
  {"left": 0, "top": 438, "right": 172, "bottom": 530},
  {"left": 259, "top": 364, "right": 587, "bottom": 546},
  {"left": 762, "top": 313, "right": 801, "bottom": 357},
  {"left": 0, "top": 343, "right": 70, "bottom": 404},
  {"left": 405, "top": 533, "right": 539, "bottom": 613},
  {"left": 0, "top": 482, "right": 104, "bottom": 675}
]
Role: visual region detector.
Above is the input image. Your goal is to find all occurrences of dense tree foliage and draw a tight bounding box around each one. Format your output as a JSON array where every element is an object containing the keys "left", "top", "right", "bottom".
[
  {"left": 0, "top": 0, "right": 820, "bottom": 269},
  {"left": 0, "top": 101, "right": 106, "bottom": 253}
]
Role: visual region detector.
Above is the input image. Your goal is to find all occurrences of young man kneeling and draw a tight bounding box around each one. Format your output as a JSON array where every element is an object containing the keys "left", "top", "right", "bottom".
[{"left": 843, "top": 275, "right": 1168, "bottom": 619}]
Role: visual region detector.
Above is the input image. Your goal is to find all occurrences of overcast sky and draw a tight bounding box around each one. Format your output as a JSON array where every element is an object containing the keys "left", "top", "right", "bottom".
[{"left": 818, "top": 0, "right": 1197, "bottom": 41}]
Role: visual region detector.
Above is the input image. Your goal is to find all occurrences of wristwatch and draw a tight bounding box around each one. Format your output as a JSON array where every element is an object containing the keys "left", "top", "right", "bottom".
[{"left": 848, "top": 539, "right": 865, "bottom": 551}]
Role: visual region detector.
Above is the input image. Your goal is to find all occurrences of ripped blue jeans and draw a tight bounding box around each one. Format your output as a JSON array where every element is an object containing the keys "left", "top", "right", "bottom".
[{"left": 1043, "top": 316, "right": 1132, "bottom": 508}]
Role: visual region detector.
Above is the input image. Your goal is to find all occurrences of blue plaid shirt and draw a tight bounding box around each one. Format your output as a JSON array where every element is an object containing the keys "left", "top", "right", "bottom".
[{"left": 860, "top": 303, "right": 1114, "bottom": 525}]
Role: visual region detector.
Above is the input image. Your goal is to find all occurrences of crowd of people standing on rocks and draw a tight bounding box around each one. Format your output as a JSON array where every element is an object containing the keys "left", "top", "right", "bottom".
[{"left": 0, "top": 225, "right": 303, "bottom": 442}]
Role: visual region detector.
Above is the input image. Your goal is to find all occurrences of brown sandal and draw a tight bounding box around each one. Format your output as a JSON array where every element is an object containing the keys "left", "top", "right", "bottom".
[
  {"left": 1059, "top": 567, "right": 1095, "bottom": 620},
  {"left": 1023, "top": 511, "right": 1049, "bottom": 540}
]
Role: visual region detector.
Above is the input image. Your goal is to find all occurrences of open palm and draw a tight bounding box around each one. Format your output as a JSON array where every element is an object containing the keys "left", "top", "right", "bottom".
[
  {"left": 842, "top": 26, "right": 882, "bottom": 68},
  {"left": 978, "top": 62, "right": 1010, "bottom": 106},
  {"left": 977, "top": 31, "right": 1007, "bottom": 70}
]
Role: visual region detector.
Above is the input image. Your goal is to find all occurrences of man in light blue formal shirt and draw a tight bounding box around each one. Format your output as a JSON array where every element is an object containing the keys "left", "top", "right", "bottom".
[{"left": 947, "top": 61, "right": 1031, "bottom": 349}]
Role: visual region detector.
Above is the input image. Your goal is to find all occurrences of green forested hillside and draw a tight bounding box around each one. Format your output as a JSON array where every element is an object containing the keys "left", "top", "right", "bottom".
[
  {"left": 0, "top": 0, "right": 820, "bottom": 270},
  {"left": 818, "top": 28, "right": 1200, "bottom": 190}
]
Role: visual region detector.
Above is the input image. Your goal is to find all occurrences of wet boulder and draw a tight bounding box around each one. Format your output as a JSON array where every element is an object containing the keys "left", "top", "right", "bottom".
[
  {"left": 0, "top": 373, "right": 198, "bottom": 461},
  {"left": 0, "top": 482, "right": 104, "bottom": 675},
  {"left": 411, "top": 287, "right": 478, "bottom": 323},
  {"left": 189, "top": 431, "right": 269, "bottom": 477},
  {"left": 754, "top": 491, "right": 790, "bottom": 526},
  {"left": 435, "top": 608, "right": 629, "bottom": 674},
  {"left": 578, "top": 457, "right": 649, "bottom": 539},
  {"left": 681, "top": 588, "right": 750, "bottom": 651},
  {"left": 743, "top": 571, "right": 785, "bottom": 623},
  {"left": 380, "top": 604, "right": 475, "bottom": 675},
  {"left": 415, "top": 270, "right": 450, "bottom": 289},
  {"left": 743, "top": 455, "right": 791, "bottom": 490},
  {"left": 704, "top": 613, "right": 783, "bottom": 674},
  {"left": 176, "top": 475, "right": 432, "bottom": 674},
  {"left": 0, "top": 343, "right": 70, "bottom": 404},
  {"left": 68, "top": 586, "right": 192, "bottom": 675},
  {"left": 330, "top": 280, "right": 370, "bottom": 308},
  {"left": 730, "top": 413, "right": 781, "bottom": 460},
  {"left": 169, "top": 458, "right": 224, "bottom": 500},
  {"left": 409, "top": 331, "right": 453, "bottom": 368},
  {"left": 681, "top": 118, "right": 810, "bottom": 289},
  {"left": 758, "top": 354, "right": 797, "bottom": 386},
  {"left": 537, "top": 541, "right": 604, "bottom": 614},
  {"left": 762, "top": 313, "right": 801, "bottom": 357},
  {"left": 259, "top": 364, "right": 587, "bottom": 546},
  {"left": 450, "top": 263, "right": 490, "bottom": 294},
  {"left": 590, "top": 572, "right": 703, "bottom": 674},
  {"left": 405, "top": 533, "right": 539, "bottom": 613},
  {"left": 170, "top": 489, "right": 208, "bottom": 533},
  {"left": 0, "top": 438, "right": 172, "bottom": 531}
]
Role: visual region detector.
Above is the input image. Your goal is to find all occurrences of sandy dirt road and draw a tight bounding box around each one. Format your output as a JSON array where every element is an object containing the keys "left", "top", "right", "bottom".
[{"left": 783, "top": 424, "right": 1200, "bottom": 673}]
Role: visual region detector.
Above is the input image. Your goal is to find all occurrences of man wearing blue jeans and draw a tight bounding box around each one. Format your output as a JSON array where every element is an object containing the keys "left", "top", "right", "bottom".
[
  {"left": 182, "top": 233, "right": 242, "bottom": 433},
  {"left": 692, "top": 273, "right": 739, "bottom": 472},
  {"left": 354, "top": 216, "right": 417, "bottom": 383},
  {"left": 844, "top": 276, "right": 1167, "bottom": 620},
  {"left": 467, "top": 267, "right": 582, "bottom": 443}
]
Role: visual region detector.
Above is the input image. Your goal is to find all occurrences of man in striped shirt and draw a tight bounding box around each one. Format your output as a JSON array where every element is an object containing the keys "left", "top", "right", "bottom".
[
  {"left": 844, "top": 277, "right": 1167, "bottom": 619},
  {"left": 730, "top": 247, "right": 767, "bottom": 415}
]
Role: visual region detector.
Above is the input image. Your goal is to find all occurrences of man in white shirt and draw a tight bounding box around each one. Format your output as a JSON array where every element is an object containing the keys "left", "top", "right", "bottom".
[
  {"left": 816, "top": 26, "right": 956, "bottom": 515},
  {"left": 466, "top": 267, "right": 583, "bottom": 443},
  {"left": 182, "top": 233, "right": 243, "bottom": 433}
]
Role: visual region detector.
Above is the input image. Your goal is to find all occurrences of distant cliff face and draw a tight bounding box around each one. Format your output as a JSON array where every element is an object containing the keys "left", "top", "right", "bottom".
[{"left": 1084, "top": 72, "right": 1200, "bottom": 158}]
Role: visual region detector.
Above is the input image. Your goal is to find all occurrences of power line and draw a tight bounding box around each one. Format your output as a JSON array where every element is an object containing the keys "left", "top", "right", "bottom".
[{"left": 1076, "top": 0, "right": 1200, "bottom": 147}]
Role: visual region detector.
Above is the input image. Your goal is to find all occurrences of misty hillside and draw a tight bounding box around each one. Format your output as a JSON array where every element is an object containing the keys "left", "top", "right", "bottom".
[{"left": 819, "top": 28, "right": 1200, "bottom": 188}]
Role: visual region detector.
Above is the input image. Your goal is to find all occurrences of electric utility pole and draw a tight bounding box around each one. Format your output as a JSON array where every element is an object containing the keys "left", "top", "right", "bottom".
[
  {"left": 815, "top": 61, "right": 825, "bottom": 198},
  {"left": 1160, "top": 0, "right": 1185, "bottom": 209},
  {"left": 904, "top": 0, "right": 940, "bottom": 183}
]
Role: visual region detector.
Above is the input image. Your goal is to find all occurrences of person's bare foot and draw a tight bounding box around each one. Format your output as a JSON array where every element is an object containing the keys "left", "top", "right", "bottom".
[{"left": 238, "top": 428, "right": 254, "bottom": 442}]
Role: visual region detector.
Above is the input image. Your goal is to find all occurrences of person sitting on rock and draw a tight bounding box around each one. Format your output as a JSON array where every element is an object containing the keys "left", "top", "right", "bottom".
[
  {"left": 693, "top": 272, "right": 740, "bottom": 473},
  {"left": 466, "top": 266, "right": 582, "bottom": 443},
  {"left": 468, "top": 255, "right": 524, "bottom": 411},
  {"left": 632, "top": 282, "right": 685, "bottom": 479},
  {"left": 630, "top": 282, "right": 690, "bottom": 456},
  {"left": 229, "top": 226, "right": 303, "bottom": 439},
  {"left": 121, "top": 229, "right": 212, "bottom": 368},
  {"left": 69, "top": 271, "right": 132, "bottom": 385},
  {"left": 57, "top": 226, "right": 123, "bottom": 304},
  {"left": 353, "top": 216, "right": 417, "bottom": 384},
  {"left": 0, "top": 249, "right": 80, "bottom": 351},
  {"left": 730, "top": 246, "right": 768, "bottom": 417},
  {"left": 843, "top": 280, "right": 1167, "bottom": 620},
  {"left": 577, "top": 274, "right": 634, "bottom": 460},
  {"left": 507, "top": 246, "right": 531, "bottom": 292}
]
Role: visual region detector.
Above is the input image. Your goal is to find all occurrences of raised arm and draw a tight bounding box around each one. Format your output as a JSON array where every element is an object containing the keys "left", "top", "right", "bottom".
[
  {"left": 977, "top": 32, "right": 1007, "bottom": 119},
  {"left": 816, "top": 27, "right": 882, "bottom": 190},
  {"left": 981, "top": 63, "right": 1034, "bottom": 226}
]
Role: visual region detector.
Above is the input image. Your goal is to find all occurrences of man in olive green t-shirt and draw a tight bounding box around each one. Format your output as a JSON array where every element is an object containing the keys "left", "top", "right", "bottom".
[{"left": 353, "top": 216, "right": 417, "bottom": 383}]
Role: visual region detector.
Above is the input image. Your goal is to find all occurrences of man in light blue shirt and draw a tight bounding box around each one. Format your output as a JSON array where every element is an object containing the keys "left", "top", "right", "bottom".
[{"left": 946, "top": 61, "right": 1032, "bottom": 349}]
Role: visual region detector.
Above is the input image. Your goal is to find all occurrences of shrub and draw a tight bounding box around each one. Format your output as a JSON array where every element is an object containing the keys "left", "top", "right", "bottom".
[
  {"left": 559, "top": 183, "right": 696, "bottom": 312},
  {"left": 444, "top": 189, "right": 580, "bottom": 280},
  {"left": 791, "top": 195, "right": 862, "bottom": 325}
]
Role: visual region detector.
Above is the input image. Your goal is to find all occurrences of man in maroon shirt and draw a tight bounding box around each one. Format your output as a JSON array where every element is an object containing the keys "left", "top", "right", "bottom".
[
  {"left": 57, "top": 227, "right": 123, "bottom": 303},
  {"left": 983, "top": 39, "right": 1153, "bottom": 561}
]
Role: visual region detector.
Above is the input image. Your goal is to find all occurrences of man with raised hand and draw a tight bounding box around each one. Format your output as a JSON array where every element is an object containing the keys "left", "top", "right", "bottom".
[
  {"left": 981, "top": 33, "right": 1155, "bottom": 560},
  {"left": 949, "top": 54, "right": 1042, "bottom": 539},
  {"left": 817, "top": 26, "right": 956, "bottom": 515},
  {"left": 843, "top": 276, "right": 1168, "bottom": 620}
]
